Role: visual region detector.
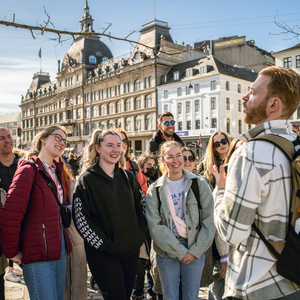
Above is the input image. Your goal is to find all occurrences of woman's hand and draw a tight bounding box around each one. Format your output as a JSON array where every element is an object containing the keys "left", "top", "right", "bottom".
[
  {"left": 181, "top": 252, "right": 197, "bottom": 265},
  {"left": 11, "top": 251, "right": 22, "bottom": 265},
  {"left": 219, "top": 262, "right": 227, "bottom": 279},
  {"left": 209, "top": 163, "right": 226, "bottom": 189}
]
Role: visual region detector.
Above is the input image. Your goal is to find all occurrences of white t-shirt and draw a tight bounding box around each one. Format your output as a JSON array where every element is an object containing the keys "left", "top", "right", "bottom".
[{"left": 166, "top": 176, "right": 185, "bottom": 237}]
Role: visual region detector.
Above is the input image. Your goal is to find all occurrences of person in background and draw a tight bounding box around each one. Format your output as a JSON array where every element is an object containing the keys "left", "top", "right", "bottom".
[
  {"left": 68, "top": 153, "right": 79, "bottom": 177},
  {"left": 0, "top": 125, "right": 71, "bottom": 300},
  {"left": 198, "top": 131, "right": 230, "bottom": 188},
  {"left": 146, "top": 111, "right": 184, "bottom": 156},
  {"left": 73, "top": 129, "right": 148, "bottom": 300},
  {"left": 146, "top": 141, "right": 215, "bottom": 300},
  {"left": 137, "top": 154, "right": 161, "bottom": 186},
  {"left": 115, "top": 128, "right": 147, "bottom": 196}
]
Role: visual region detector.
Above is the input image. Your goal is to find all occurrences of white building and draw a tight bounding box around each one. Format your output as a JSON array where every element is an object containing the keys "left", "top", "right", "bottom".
[
  {"left": 0, "top": 112, "right": 21, "bottom": 148},
  {"left": 157, "top": 55, "right": 257, "bottom": 150}
]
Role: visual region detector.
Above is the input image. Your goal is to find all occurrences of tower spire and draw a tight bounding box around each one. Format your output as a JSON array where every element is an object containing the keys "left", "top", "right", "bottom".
[{"left": 80, "top": 0, "right": 94, "bottom": 33}]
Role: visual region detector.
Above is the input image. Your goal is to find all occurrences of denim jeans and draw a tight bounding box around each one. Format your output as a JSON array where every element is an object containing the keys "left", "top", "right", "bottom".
[
  {"left": 156, "top": 237, "right": 205, "bottom": 300},
  {"left": 23, "top": 229, "right": 66, "bottom": 300}
]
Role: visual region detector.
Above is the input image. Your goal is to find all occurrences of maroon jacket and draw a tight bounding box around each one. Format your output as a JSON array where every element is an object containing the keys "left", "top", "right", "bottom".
[{"left": 0, "top": 156, "right": 71, "bottom": 264}]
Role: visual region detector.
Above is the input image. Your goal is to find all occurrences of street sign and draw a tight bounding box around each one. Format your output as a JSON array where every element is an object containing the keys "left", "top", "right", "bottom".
[{"left": 199, "top": 143, "right": 203, "bottom": 148}]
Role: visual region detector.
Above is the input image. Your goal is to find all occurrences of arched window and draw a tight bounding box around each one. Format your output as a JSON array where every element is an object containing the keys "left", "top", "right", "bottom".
[
  {"left": 125, "top": 117, "right": 131, "bottom": 132},
  {"left": 100, "top": 121, "right": 105, "bottom": 130},
  {"left": 59, "top": 113, "right": 63, "bottom": 122},
  {"left": 76, "top": 125, "right": 81, "bottom": 136},
  {"left": 135, "top": 115, "right": 141, "bottom": 131},
  {"left": 76, "top": 95, "right": 81, "bottom": 105},
  {"left": 89, "top": 55, "right": 97, "bottom": 64},
  {"left": 116, "top": 118, "right": 121, "bottom": 128},
  {"left": 107, "top": 103, "right": 114, "bottom": 115},
  {"left": 124, "top": 99, "right": 131, "bottom": 111},
  {"left": 145, "top": 114, "right": 152, "bottom": 130},
  {"left": 108, "top": 120, "right": 113, "bottom": 129},
  {"left": 116, "top": 101, "right": 121, "bottom": 113},
  {"left": 145, "top": 94, "right": 152, "bottom": 108},
  {"left": 85, "top": 107, "right": 90, "bottom": 118},
  {"left": 54, "top": 114, "right": 57, "bottom": 123},
  {"left": 134, "top": 96, "right": 141, "bottom": 110},
  {"left": 134, "top": 79, "right": 141, "bottom": 91},
  {"left": 77, "top": 109, "right": 81, "bottom": 119},
  {"left": 92, "top": 106, "right": 98, "bottom": 117}
]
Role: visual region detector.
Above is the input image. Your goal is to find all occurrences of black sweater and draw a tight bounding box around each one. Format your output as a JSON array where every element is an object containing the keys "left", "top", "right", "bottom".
[{"left": 73, "top": 163, "right": 148, "bottom": 259}]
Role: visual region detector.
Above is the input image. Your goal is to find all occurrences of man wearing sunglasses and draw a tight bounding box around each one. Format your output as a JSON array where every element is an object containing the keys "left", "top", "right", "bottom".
[
  {"left": 211, "top": 67, "right": 300, "bottom": 300},
  {"left": 146, "top": 111, "right": 184, "bottom": 155}
]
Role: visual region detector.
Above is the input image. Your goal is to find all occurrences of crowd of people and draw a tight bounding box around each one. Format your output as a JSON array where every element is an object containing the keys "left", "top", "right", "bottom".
[{"left": 0, "top": 66, "right": 300, "bottom": 300}]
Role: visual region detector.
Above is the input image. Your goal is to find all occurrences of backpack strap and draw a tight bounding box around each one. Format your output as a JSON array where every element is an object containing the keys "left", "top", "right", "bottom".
[{"left": 129, "top": 160, "right": 139, "bottom": 177}]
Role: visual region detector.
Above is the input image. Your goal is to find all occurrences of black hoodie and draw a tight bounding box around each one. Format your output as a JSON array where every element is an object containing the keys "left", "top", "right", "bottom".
[{"left": 73, "top": 163, "right": 148, "bottom": 259}]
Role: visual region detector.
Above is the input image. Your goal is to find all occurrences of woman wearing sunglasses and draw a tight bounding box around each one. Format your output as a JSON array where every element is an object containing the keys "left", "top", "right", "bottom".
[
  {"left": 198, "top": 131, "right": 230, "bottom": 188},
  {"left": 0, "top": 126, "right": 71, "bottom": 300},
  {"left": 115, "top": 128, "right": 147, "bottom": 196},
  {"left": 146, "top": 141, "right": 215, "bottom": 300}
]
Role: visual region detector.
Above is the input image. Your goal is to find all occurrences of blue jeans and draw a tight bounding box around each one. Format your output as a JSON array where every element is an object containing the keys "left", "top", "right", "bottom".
[
  {"left": 156, "top": 237, "right": 205, "bottom": 300},
  {"left": 23, "top": 229, "right": 66, "bottom": 300}
]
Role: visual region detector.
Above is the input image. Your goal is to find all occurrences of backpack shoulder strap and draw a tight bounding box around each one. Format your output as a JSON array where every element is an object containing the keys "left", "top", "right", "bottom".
[
  {"left": 129, "top": 160, "right": 139, "bottom": 177},
  {"left": 191, "top": 178, "right": 202, "bottom": 210}
]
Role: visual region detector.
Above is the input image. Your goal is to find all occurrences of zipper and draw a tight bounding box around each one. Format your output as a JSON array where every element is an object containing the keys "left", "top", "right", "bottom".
[{"left": 42, "top": 224, "right": 48, "bottom": 253}]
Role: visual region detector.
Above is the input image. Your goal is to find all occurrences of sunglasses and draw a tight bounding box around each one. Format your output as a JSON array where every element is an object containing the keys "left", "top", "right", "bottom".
[
  {"left": 49, "top": 134, "right": 68, "bottom": 146},
  {"left": 183, "top": 155, "right": 195, "bottom": 162},
  {"left": 213, "top": 138, "right": 228, "bottom": 148},
  {"left": 162, "top": 120, "right": 176, "bottom": 126},
  {"left": 122, "top": 138, "right": 129, "bottom": 144}
]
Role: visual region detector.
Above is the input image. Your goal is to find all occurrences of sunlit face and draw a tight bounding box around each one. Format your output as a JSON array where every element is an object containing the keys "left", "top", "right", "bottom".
[
  {"left": 0, "top": 129, "right": 13, "bottom": 156},
  {"left": 213, "top": 134, "right": 229, "bottom": 156},
  {"left": 161, "top": 145, "right": 183, "bottom": 177},
  {"left": 159, "top": 116, "right": 175, "bottom": 138},
  {"left": 142, "top": 158, "right": 156, "bottom": 174},
  {"left": 182, "top": 150, "right": 196, "bottom": 173},
  {"left": 41, "top": 130, "right": 66, "bottom": 159},
  {"left": 242, "top": 75, "right": 271, "bottom": 125},
  {"left": 95, "top": 134, "right": 122, "bottom": 166}
]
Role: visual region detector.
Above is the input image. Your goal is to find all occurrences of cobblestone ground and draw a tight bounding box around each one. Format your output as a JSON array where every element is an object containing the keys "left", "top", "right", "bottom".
[{"left": 5, "top": 269, "right": 208, "bottom": 300}]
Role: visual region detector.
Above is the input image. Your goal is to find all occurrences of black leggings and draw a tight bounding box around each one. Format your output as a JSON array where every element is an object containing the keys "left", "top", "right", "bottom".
[{"left": 86, "top": 247, "right": 139, "bottom": 300}]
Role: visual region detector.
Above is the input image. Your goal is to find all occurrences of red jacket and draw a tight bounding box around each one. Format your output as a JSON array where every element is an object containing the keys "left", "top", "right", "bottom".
[
  {"left": 0, "top": 156, "right": 71, "bottom": 264},
  {"left": 125, "top": 160, "right": 147, "bottom": 196}
]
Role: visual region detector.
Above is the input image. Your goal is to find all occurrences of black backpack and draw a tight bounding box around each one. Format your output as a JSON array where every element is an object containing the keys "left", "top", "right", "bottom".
[
  {"left": 129, "top": 160, "right": 139, "bottom": 178},
  {"left": 251, "top": 134, "right": 300, "bottom": 285}
]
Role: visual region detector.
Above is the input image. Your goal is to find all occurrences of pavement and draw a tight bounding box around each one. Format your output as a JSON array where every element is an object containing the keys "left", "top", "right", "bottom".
[{"left": 5, "top": 269, "right": 209, "bottom": 300}]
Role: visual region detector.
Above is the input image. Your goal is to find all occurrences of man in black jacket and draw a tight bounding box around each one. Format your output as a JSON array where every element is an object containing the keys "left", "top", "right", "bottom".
[{"left": 145, "top": 111, "right": 184, "bottom": 155}]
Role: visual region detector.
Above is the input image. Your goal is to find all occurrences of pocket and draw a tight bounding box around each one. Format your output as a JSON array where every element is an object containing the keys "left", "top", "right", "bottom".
[{"left": 188, "top": 203, "right": 200, "bottom": 225}]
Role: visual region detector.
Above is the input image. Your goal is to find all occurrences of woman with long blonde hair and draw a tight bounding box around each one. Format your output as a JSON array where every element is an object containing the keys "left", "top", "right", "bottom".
[{"left": 73, "top": 129, "right": 147, "bottom": 300}]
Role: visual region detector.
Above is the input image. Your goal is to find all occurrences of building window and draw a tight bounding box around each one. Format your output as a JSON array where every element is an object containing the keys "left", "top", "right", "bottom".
[
  {"left": 100, "top": 121, "right": 105, "bottom": 130},
  {"left": 124, "top": 83, "right": 127, "bottom": 93},
  {"left": 145, "top": 114, "right": 152, "bottom": 130},
  {"left": 76, "top": 95, "right": 81, "bottom": 104},
  {"left": 148, "top": 77, "right": 152, "bottom": 87},
  {"left": 108, "top": 120, "right": 113, "bottom": 129},
  {"left": 212, "top": 118, "right": 217, "bottom": 128},
  {"left": 211, "top": 97, "right": 216, "bottom": 110},
  {"left": 107, "top": 88, "right": 111, "bottom": 98},
  {"left": 54, "top": 114, "right": 57, "bottom": 123},
  {"left": 134, "top": 79, "right": 141, "bottom": 91},
  {"left": 145, "top": 77, "right": 148, "bottom": 89},
  {"left": 59, "top": 113, "right": 63, "bottom": 122},
  {"left": 187, "top": 120, "right": 191, "bottom": 130},
  {"left": 211, "top": 80, "right": 216, "bottom": 90},
  {"left": 99, "top": 105, "right": 104, "bottom": 116},
  {"left": 186, "top": 86, "right": 191, "bottom": 95},
  {"left": 85, "top": 123, "right": 89, "bottom": 135},
  {"left": 125, "top": 99, "right": 131, "bottom": 111},
  {"left": 237, "top": 84, "right": 241, "bottom": 93},
  {"left": 116, "top": 118, "right": 121, "bottom": 128},
  {"left": 173, "top": 71, "right": 179, "bottom": 80},
  {"left": 135, "top": 116, "right": 142, "bottom": 131},
  {"left": 186, "top": 69, "right": 193, "bottom": 77},
  {"left": 161, "top": 75, "right": 167, "bottom": 83},
  {"left": 226, "top": 81, "right": 230, "bottom": 91},
  {"left": 164, "top": 90, "right": 168, "bottom": 99},
  {"left": 200, "top": 66, "right": 207, "bottom": 74},
  {"left": 226, "top": 118, "right": 230, "bottom": 133},
  {"left": 128, "top": 82, "right": 131, "bottom": 92},
  {"left": 145, "top": 94, "right": 152, "bottom": 108},
  {"left": 134, "top": 96, "right": 141, "bottom": 109},
  {"left": 125, "top": 117, "right": 131, "bottom": 132},
  {"left": 116, "top": 101, "right": 121, "bottom": 113},
  {"left": 89, "top": 55, "right": 97, "bottom": 64},
  {"left": 178, "top": 121, "right": 182, "bottom": 130},
  {"left": 76, "top": 109, "right": 81, "bottom": 119},
  {"left": 163, "top": 104, "right": 168, "bottom": 111},
  {"left": 226, "top": 98, "right": 230, "bottom": 110},
  {"left": 195, "top": 119, "right": 200, "bottom": 129},
  {"left": 85, "top": 107, "right": 90, "bottom": 118},
  {"left": 76, "top": 125, "right": 81, "bottom": 136},
  {"left": 296, "top": 55, "right": 300, "bottom": 68},
  {"left": 177, "top": 103, "right": 182, "bottom": 114},
  {"left": 194, "top": 84, "right": 200, "bottom": 93},
  {"left": 186, "top": 101, "right": 191, "bottom": 113},
  {"left": 115, "top": 85, "right": 120, "bottom": 96},
  {"left": 195, "top": 100, "right": 200, "bottom": 112},
  {"left": 31, "top": 118, "right": 34, "bottom": 127},
  {"left": 107, "top": 103, "right": 113, "bottom": 114},
  {"left": 177, "top": 87, "right": 182, "bottom": 96},
  {"left": 284, "top": 57, "right": 292, "bottom": 68},
  {"left": 237, "top": 100, "right": 242, "bottom": 112},
  {"left": 238, "top": 120, "right": 242, "bottom": 134},
  {"left": 93, "top": 106, "right": 98, "bottom": 117}
]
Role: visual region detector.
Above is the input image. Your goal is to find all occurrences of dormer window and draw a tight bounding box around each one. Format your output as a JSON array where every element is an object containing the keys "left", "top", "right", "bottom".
[
  {"left": 89, "top": 55, "right": 97, "bottom": 64},
  {"left": 200, "top": 66, "right": 207, "bottom": 74},
  {"left": 173, "top": 71, "right": 179, "bottom": 80},
  {"left": 186, "top": 69, "right": 193, "bottom": 77},
  {"left": 161, "top": 75, "right": 168, "bottom": 83}
]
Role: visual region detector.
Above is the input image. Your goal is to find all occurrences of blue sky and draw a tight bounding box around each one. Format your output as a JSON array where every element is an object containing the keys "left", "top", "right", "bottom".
[{"left": 0, "top": 0, "right": 299, "bottom": 115}]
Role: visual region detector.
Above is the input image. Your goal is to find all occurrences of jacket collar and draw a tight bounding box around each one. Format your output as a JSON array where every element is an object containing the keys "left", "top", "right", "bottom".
[{"left": 154, "top": 129, "right": 183, "bottom": 145}]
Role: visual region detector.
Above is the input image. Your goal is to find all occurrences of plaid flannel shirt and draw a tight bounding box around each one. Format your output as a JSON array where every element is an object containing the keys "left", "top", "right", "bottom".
[{"left": 215, "top": 120, "right": 300, "bottom": 300}]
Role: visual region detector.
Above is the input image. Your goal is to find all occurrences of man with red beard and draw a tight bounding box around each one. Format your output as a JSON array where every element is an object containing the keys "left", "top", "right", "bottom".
[
  {"left": 210, "top": 67, "right": 300, "bottom": 300},
  {"left": 146, "top": 111, "right": 184, "bottom": 155},
  {"left": 0, "top": 127, "right": 21, "bottom": 299}
]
